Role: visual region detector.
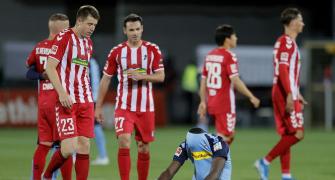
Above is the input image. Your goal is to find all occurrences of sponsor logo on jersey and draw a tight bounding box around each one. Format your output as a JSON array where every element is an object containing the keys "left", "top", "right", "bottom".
[
  {"left": 280, "top": 52, "right": 289, "bottom": 62},
  {"left": 175, "top": 147, "right": 183, "bottom": 157},
  {"left": 72, "top": 58, "right": 89, "bottom": 67},
  {"left": 50, "top": 45, "right": 58, "bottom": 55},
  {"left": 213, "top": 142, "right": 223, "bottom": 151},
  {"left": 192, "top": 151, "right": 212, "bottom": 160}
]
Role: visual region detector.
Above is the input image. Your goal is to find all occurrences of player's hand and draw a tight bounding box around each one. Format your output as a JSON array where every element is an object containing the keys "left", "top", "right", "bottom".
[
  {"left": 286, "top": 93, "right": 294, "bottom": 113},
  {"left": 197, "top": 102, "right": 207, "bottom": 119},
  {"left": 127, "top": 69, "right": 146, "bottom": 81},
  {"left": 298, "top": 93, "right": 308, "bottom": 110},
  {"left": 59, "top": 92, "right": 73, "bottom": 109},
  {"left": 250, "top": 96, "right": 260, "bottom": 108},
  {"left": 95, "top": 106, "right": 104, "bottom": 123},
  {"left": 41, "top": 72, "right": 49, "bottom": 80}
]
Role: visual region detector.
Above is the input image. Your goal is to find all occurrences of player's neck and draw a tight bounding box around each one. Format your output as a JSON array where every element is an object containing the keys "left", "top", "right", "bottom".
[
  {"left": 72, "top": 27, "right": 84, "bottom": 39},
  {"left": 48, "top": 33, "right": 56, "bottom": 40},
  {"left": 285, "top": 29, "right": 298, "bottom": 40},
  {"left": 221, "top": 44, "right": 231, "bottom": 50},
  {"left": 127, "top": 40, "right": 142, "bottom": 48}
]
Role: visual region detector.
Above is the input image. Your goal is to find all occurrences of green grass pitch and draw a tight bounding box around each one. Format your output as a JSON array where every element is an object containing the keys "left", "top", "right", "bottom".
[{"left": 0, "top": 126, "right": 334, "bottom": 179}]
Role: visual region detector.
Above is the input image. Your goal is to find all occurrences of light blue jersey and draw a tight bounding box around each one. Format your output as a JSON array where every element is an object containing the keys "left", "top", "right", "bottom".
[{"left": 173, "top": 131, "right": 232, "bottom": 180}]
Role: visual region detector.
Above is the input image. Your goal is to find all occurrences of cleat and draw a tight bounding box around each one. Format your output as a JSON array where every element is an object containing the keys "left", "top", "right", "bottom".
[{"left": 254, "top": 159, "right": 269, "bottom": 180}]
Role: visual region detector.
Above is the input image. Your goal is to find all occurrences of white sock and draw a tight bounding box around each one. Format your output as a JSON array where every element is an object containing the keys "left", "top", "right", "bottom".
[
  {"left": 263, "top": 158, "right": 270, "bottom": 165},
  {"left": 282, "top": 173, "right": 292, "bottom": 178}
]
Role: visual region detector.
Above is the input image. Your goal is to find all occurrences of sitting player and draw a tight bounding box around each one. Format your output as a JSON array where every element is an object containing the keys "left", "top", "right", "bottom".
[{"left": 158, "top": 127, "right": 232, "bottom": 180}]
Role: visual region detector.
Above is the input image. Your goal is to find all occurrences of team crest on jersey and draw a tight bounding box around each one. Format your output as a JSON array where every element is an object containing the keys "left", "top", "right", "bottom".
[
  {"left": 280, "top": 52, "right": 289, "bottom": 62},
  {"left": 50, "top": 45, "right": 58, "bottom": 55},
  {"left": 175, "top": 147, "right": 183, "bottom": 157}
]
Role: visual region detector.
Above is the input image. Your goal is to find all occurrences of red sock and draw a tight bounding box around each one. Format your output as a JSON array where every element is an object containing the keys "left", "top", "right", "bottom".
[
  {"left": 60, "top": 155, "right": 73, "bottom": 180},
  {"left": 43, "top": 149, "right": 68, "bottom": 178},
  {"left": 280, "top": 148, "right": 291, "bottom": 174},
  {"left": 75, "top": 153, "right": 89, "bottom": 180},
  {"left": 137, "top": 152, "right": 150, "bottom": 180},
  {"left": 32, "top": 144, "right": 50, "bottom": 180},
  {"left": 265, "top": 135, "right": 299, "bottom": 162},
  {"left": 118, "top": 148, "right": 131, "bottom": 180}
]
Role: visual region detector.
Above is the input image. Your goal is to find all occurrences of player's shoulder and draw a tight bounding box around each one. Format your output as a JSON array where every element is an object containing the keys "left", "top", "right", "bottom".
[
  {"left": 276, "top": 34, "right": 294, "bottom": 49},
  {"left": 143, "top": 40, "right": 161, "bottom": 51},
  {"left": 55, "top": 28, "right": 72, "bottom": 41},
  {"left": 111, "top": 42, "right": 126, "bottom": 52},
  {"left": 225, "top": 49, "right": 238, "bottom": 62}
]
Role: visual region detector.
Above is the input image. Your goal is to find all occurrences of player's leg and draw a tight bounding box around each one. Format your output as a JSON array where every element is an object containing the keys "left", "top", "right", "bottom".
[
  {"left": 214, "top": 113, "right": 236, "bottom": 145},
  {"left": 280, "top": 148, "right": 292, "bottom": 180},
  {"left": 75, "top": 102, "right": 95, "bottom": 180},
  {"left": 32, "top": 141, "right": 52, "bottom": 180},
  {"left": 134, "top": 111, "right": 155, "bottom": 180},
  {"left": 43, "top": 103, "right": 78, "bottom": 179},
  {"left": 115, "top": 109, "right": 135, "bottom": 180},
  {"left": 32, "top": 108, "right": 52, "bottom": 180},
  {"left": 92, "top": 120, "right": 109, "bottom": 165}
]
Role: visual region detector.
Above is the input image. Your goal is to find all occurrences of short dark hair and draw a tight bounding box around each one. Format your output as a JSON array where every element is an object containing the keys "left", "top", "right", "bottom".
[
  {"left": 123, "top": 13, "right": 143, "bottom": 28},
  {"left": 188, "top": 127, "right": 206, "bottom": 134},
  {"left": 215, "top": 24, "right": 235, "bottom": 46},
  {"left": 49, "top": 13, "right": 69, "bottom": 21},
  {"left": 76, "top": 5, "right": 100, "bottom": 20},
  {"left": 280, "top": 8, "right": 301, "bottom": 26}
]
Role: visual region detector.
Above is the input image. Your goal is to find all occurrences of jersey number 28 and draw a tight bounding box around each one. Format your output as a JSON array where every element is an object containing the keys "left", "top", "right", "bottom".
[{"left": 206, "top": 62, "right": 222, "bottom": 89}]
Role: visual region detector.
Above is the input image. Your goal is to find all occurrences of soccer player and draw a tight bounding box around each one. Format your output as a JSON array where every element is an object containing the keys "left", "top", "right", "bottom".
[
  {"left": 95, "top": 13, "right": 165, "bottom": 180},
  {"left": 197, "top": 24, "right": 260, "bottom": 145},
  {"left": 254, "top": 8, "right": 306, "bottom": 180},
  {"left": 42, "top": 5, "right": 100, "bottom": 180},
  {"left": 90, "top": 57, "right": 110, "bottom": 166},
  {"left": 25, "top": 13, "right": 72, "bottom": 180},
  {"left": 158, "top": 127, "right": 232, "bottom": 180}
]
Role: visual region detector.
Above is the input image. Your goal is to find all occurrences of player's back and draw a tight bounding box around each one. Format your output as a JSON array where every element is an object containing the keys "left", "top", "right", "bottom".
[
  {"left": 26, "top": 39, "right": 57, "bottom": 106},
  {"left": 186, "top": 131, "right": 232, "bottom": 180},
  {"left": 203, "top": 47, "right": 238, "bottom": 114}
]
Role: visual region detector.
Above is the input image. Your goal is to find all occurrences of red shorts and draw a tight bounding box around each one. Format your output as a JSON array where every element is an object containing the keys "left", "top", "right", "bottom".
[
  {"left": 114, "top": 109, "right": 155, "bottom": 143},
  {"left": 37, "top": 91, "right": 58, "bottom": 142},
  {"left": 210, "top": 113, "right": 236, "bottom": 137},
  {"left": 55, "top": 102, "right": 94, "bottom": 140},
  {"left": 38, "top": 104, "right": 58, "bottom": 142},
  {"left": 272, "top": 92, "right": 304, "bottom": 135}
]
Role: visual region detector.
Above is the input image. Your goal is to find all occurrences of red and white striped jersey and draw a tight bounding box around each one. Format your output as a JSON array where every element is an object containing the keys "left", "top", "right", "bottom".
[
  {"left": 103, "top": 41, "right": 164, "bottom": 112},
  {"left": 273, "top": 34, "right": 301, "bottom": 100},
  {"left": 48, "top": 28, "right": 93, "bottom": 103},
  {"left": 26, "top": 39, "right": 57, "bottom": 105},
  {"left": 202, "top": 47, "right": 239, "bottom": 114}
]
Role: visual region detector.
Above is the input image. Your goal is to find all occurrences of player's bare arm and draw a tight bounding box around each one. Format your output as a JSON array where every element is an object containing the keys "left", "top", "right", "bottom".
[
  {"left": 128, "top": 69, "right": 165, "bottom": 82},
  {"left": 197, "top": 77, "right": 207, "bottom": 118},
  {"left": 158, "top": 160, "right": 183, "bottom": 180},
  {"left": 45, "top": 57, "right": 73, "bottom": 108},
  {"left": 230, "top": 75, "right": 260, "bottom": 108},
  {"left": 205, "top": 157, "right": 226, "bottom": 180},
  {"left": 95, "top": 74, "right": 112, "bottom": 123}
]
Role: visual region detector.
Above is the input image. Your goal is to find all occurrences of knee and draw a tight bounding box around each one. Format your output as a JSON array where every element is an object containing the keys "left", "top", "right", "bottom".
[
  {"left": 77, "top": 137, "right": 90, "bottom": 154},
  {"left": 118, "top": 135, "right": 131, "bottom": 148},
  {"left": 295, "top": 130, "right": 304, "bottom": 140},
  {"left": 137, "top": 142, "right": 150, "bottom": 153}
]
